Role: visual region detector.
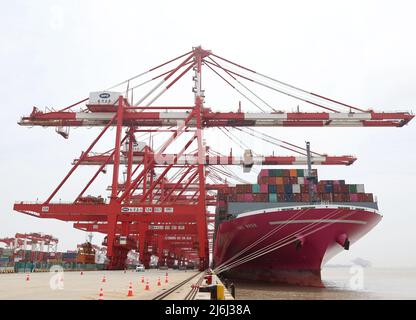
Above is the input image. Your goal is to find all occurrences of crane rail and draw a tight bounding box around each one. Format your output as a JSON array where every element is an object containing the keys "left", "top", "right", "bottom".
[{"left": 151, "top": 271, "right": 206, "bottom": 300}]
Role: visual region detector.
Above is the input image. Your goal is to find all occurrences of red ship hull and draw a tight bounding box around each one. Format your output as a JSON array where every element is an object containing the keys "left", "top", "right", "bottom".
[{"left": 213, "top": 205, "right": 382, "bottom": 287}]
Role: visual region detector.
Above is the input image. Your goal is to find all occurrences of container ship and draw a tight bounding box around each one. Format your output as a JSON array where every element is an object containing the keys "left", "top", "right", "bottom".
[{"left": 213, "top": 168, "right": 381, "bottom": 287}]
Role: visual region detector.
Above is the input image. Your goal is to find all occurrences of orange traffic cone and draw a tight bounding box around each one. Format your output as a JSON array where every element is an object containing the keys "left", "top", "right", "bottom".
[
  {"left": 26, "top": 274, "right": 30, "bottom": 281},
  {"left": 98, "top": 288, "right": 104, "bottom": 300},
  {"left": 127, "top": 282, "right": 134, "bottom": 297},
  {"left": 157, "top": 277, "right": 161, "bottom": 287},
  {"left": 145, "top": 279, "right": 150, "bottom": 291},
  {"left": 102, "top": 275, "right": 106, "bottom": 283},
  {"left": 141, "top": 276, "right": 144, "bottom": 283}
]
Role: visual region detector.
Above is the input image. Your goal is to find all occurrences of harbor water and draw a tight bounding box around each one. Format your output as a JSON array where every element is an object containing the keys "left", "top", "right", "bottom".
[{"left": 233, "top": 267, "right": 416, "bottom": 300}]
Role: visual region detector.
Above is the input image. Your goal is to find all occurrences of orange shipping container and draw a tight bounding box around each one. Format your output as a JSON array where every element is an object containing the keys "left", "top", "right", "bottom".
[{"left": 275, "top": 177, "right": 283, "bottom": 185}]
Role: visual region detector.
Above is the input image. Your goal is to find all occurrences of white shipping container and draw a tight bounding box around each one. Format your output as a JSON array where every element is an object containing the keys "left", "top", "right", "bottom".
[
  {"left": 292, "top": 184, "right": 301, "bottom": 193},
  {"left": 89, "top": 91, "right": 122, "bottom": 105},
  {"left": 297, "top": 177, "right": 305, "bottom": 184},
  {"left": 119, "top": 236, "right": 127, "bottom": 245},
  {"left": 356, "top": 184, "right": 365, "bottom": 193}
]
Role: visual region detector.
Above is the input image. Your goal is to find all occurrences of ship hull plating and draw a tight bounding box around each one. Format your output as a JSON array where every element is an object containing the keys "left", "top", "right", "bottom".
[{"left": 213, "top": 205, "right": 381, "bottom": 287}]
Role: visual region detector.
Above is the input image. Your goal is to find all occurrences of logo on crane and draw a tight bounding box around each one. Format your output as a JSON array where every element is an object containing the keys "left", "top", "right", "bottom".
[{"left": 99, "top": 93, "right": 111, "bottom": 99}]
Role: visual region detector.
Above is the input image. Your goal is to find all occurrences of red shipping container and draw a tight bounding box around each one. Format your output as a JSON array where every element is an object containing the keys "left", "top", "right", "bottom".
[
  {"left": 244, "top": 193, "right": 254, "bottom": 201},
  {"left": 236, "top": 184, "right": 252, "bottom": 193},
  {"left": 276, "top": 185, "right": 284, "bottom": 193},
  {"left": 350, "top": 193, "right": 359, "bottom": 202},
  {"left": 260, "top": 184, "right": 268, "bottom": 193},
  {"left": 254, "top": 194, "right": 268, "bottom": 202},
  {"left": 341, "top": 185, "right": 349, "bottom": 193},
  {"left": 301, "top": 193, "right": 310, "bottom": 202},
  {"left": 293, "top": 194, "right": 302, "bottom": 202},
  {"left": 357, "top": 194, "right": 365, "bottom": 202},
  {"left": 321, "top": 193, "right": 331, "bottom": 201},
  {"left": 259, "top": 169, "right": 269, "bottom": 177},
  {"left": 261, "top": 177, "right": 270, "bottom": 184}
]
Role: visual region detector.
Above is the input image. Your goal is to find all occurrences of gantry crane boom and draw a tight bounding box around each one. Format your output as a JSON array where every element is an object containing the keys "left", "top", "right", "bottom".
[
  {"left": 73, "top": 153, "right": 356, "bottom": 166},
  {"left": 19, "top": 107, "right": 413, "bottom": 128}
]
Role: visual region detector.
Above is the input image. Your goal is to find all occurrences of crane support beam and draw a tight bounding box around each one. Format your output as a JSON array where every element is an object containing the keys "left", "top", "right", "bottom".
[
  {"left": 75, "top": 153, "right": 357, "bottom": 166},
  {"left": 19, "top": 110, "right": 414, "bottom": 128},
  {"left": 73, "top": 222, "right": 198, "bottom": 234}
]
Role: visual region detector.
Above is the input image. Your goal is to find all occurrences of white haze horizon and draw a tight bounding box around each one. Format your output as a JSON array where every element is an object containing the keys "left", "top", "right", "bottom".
[{"left": 0, "top": 0, "right": 415, "bottom": 268}]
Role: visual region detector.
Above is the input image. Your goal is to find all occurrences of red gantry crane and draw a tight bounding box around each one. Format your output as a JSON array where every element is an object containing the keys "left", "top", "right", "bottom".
[
  {"left": 13, "top": 47, "right": 413, "bottom": 270},
  {"left": 0, "top": 233, "right": 58, "bottom": 262}
]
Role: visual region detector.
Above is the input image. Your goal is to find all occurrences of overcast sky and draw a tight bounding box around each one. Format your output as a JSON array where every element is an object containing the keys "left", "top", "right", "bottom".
[{"left": 0, "top": 0, "right": 415, "bottom": 267}]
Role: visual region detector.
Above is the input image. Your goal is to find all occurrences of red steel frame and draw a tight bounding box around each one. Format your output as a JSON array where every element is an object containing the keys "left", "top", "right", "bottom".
[{"left": 12, "top": 46, "right": 414, "bottom": 271}]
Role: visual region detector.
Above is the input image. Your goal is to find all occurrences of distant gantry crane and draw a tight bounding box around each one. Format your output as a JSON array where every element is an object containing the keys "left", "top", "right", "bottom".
[
  {"left": 0, "top": 233, "right": 58, "bottom": 262},
  {"left": 13, "top": 47, "right": 413, "bottom": 270}
]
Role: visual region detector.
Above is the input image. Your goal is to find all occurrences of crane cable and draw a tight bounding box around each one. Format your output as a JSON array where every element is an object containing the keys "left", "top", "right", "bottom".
[
  {"left": 206, "top": 56, "right": 278, "bottom": 112},
  {"left": 236, "top": 127, "right": 323, "bottom": 157},
  {"left": 204, "top": 58, "right": 341, "bottom": 113},
  {"left": 209, "top": 165, "right": 250, "bottom": 184},
  {"left": 245, "top": 127, "right": 323, "bottom": 156},
  {"left": 215, "top": 209, "right": 350, "bottom": 274},
  {"left": 57, "top": 50, "right": 192, "bottom": 112},
  {"left": 215, "top": 208, "right": 352, "bottom": 273},
  {"left": 217, "top": 208, "right": 339, "bottom": 268},
  {"left": 202, "top": 61, "right": 267, "bottom": 113},
  {"left": 210, "top": 165, "right": 250, "bottom": 184},
  {"left": 213, "top": 207, "right": 312, "bottom": 272},
  {"left": 108, "top": 50, "right": 193, "bottom": 91},
  {"left": 215, "top": 207, "right": 349, "bottom": 273},
  {"left": 210, "top": 53, "right": 367, "bottom": 113},
  {"left": 219, "top": 127, "right": 257, "bottom": 156}
]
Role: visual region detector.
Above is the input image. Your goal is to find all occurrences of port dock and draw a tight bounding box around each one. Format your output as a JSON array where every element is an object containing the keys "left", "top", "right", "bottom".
[{"left": 0, "top": 269, "right": 234, "bottom": 300}]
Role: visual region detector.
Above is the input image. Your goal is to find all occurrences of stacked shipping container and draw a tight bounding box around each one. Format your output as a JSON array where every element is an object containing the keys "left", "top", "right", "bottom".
[{"left": 217, "top": 169, "right": 375, "bottom": 219}]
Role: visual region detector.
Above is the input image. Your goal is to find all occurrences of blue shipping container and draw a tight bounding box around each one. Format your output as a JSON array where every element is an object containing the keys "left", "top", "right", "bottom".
[
  {"left": 284, "top": 194, "right": 294, "bottom": 201},
  {"left": 268, "top": 185, "right": 277, "bottom": 193},
  {"left": 269, "top": 169, "right": 277, "bottom": 177},
  {"left": 324, "top": 184, "right": 333, "bottom": 193},
  {"left": 252, "top": 184, "right": 261, "bottom": 193},
  {"left": 284, "top": 184, "right": 292, "bottom": 194}
]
